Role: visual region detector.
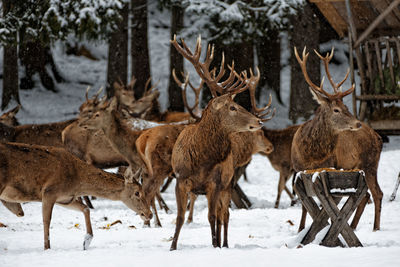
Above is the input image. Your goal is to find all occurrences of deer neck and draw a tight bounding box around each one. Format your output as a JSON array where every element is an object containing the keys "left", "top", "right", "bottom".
[
  {"left": 101, "top": 111, "right": 142, "bottom": 164},
  {"left": 77, "top": 167, "right": 125, "bottom": 201},
  {"left": 195, "top": 113, "right": 232, "bottom": 163},
  {"left": 301, "top": 112, "right": 338, "bottom": 163}
]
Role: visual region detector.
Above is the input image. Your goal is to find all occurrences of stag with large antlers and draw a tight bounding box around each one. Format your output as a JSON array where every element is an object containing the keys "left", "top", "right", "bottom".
[
  {"left": 169, "top": 35, "right": 272, "bottom": 250},
  {"left": 292, "top": 47, "right": 383, "bottom": 232}
]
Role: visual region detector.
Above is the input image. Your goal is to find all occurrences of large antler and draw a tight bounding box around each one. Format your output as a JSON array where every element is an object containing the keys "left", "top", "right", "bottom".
[
  {"left": 313, "top": 47, "right": 354, "bottom": 98},
  {"left": 244, "top": 67, "right": 275, "bottom": 122},
  {"left": 294, "top": 46, "right": 354, "bottom": 100},
  {"left": 171, "top": 35, "right": 249, "bottom": 97},
  {"left": 172, "top": 69, "right": 202, "bottom": 120}
]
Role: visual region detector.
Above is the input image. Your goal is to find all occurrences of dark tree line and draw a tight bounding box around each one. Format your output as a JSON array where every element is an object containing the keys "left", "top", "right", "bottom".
[{"left": 1, "top": 0, "right": 334, "bottom": 124}]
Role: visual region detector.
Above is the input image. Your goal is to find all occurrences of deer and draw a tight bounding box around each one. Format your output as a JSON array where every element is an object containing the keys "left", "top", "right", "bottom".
[
  {"left": 0, "top": 104, "right": 21, "bottom": 126},
  {"left": 184, "top": 68, "right": 275, "bottom": 223},
  {"left": 292, "top": 47, "right": 383, "bottom": 232},
  {"left": 131, "top": 70, "right": 204, "bottom": 227},
  {"left": 0, "top": 142, "right": 152, "bottom": 250},
  {"left": 262, "top": 125, "right": 300, "bottom": 208},
  {"left": 62, "top": 81, "right": 161, "bottom": 169},
  {"left": 169, "top": 35, "right": 272, "bottom": 250}
]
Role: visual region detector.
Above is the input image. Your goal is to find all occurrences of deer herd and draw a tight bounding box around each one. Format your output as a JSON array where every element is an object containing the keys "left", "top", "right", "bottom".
[{"left": 0, "top": 36, "right": 385, "bottom": 251}]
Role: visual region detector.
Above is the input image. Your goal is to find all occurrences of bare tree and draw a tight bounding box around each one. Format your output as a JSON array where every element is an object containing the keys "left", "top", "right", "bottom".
[
  {"left": 167, "top": 2, "right": 185, "bottom": 112},
  {"left": 1, "top": 0, "right": 20, "bottom": 110},
  {"left": 131, "top": 0, "right": 151, "bottom": 98},
  {"left": 289, "top": 2, "right": 320, "bottom": 123},
  {"left": 106, "top": 2, "right": 129, "bottom": 97}
]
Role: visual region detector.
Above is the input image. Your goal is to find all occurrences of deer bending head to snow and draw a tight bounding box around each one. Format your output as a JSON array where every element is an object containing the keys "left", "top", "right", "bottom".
[{"left": 0, "top": 142, "right": 152, "bottom": 250}]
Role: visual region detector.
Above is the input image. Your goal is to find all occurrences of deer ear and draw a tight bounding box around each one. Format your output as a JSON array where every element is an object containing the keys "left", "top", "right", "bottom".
[{"left": 309, "top": 87, "right": 329, "bottom": 105}]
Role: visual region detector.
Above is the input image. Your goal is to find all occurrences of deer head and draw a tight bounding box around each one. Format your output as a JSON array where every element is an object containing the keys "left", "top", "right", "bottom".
[
  {"left": 253, "top": 130, "right": 274, "bottom": 154},
  {"left": 114, "top": 77, "right": 160, "bottom": 117},
  {"left": 171, "top": 35, "right": 264, "bottom": 132},
  {"left": 0, "top": 104, "right": 21, "bottom": 126},
  {"left": 79, "top": 86, "right": 104, "bottom": 118},
  {"left": 121, "top": 177, "right": 153, "bottom": 221},
  {"left": 78, "top": 97, "right": 118, "bottom": 132},
  {"left": 294, "top": 47, "right": 361, "bottom": 132}
]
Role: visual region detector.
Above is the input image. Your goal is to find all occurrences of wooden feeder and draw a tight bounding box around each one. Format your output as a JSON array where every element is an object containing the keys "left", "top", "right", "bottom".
[{"left": 294, "top": 168, "right": 368, "bottom": 247}]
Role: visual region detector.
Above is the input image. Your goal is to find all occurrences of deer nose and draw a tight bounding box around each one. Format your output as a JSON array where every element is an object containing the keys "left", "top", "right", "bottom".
[
  {"left": 356, "top": 122, "right": 362, "bottom": 128},
  {"left": 258, "top": 119, "right": 263, "bottom": 126}
]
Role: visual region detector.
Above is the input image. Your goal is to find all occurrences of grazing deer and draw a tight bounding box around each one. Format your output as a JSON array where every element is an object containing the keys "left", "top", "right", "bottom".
[
  {"left": 0, "top": 142, "right": 152, "bottom": 250},
  {"left": 169, "top": 35, "right": 268, "bottom": 250},
  {"left": 292, "top": 47, "right": 383, "bottom": 231},
  {"left": 0, "top": 104, "right": 21, "bottom": 126}
]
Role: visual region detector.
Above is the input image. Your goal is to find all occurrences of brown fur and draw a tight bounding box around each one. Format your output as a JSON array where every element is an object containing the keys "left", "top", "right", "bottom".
[
  {"left": 0, "top": 105, "right": 21, "bottom": 126},
  {"left": 292, "top": 101, "right": 383, "bottom": 231},
  {"left": 170, "top": 95, "right": 263, "bottom": 250},
  {"left": 135, "top": 124, "right": 186, "bottom": 226},
  {"left": 0, "top": 142, "right": 152, "bottom": 250},
  {"left": 262, "top": 125, "right": 300, "bottom": 208}
]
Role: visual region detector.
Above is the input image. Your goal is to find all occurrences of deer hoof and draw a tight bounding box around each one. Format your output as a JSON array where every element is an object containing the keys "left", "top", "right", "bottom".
[{"left": 83, "top": 234, "right": 93, "bottom": 250}]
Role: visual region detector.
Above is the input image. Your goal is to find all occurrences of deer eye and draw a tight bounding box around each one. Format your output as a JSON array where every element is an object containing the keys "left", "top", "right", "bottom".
[
  {"left": 135, "top": 191, "right": 140, "bottom": 197},
  {"left": 333, "top": 108, "right": 340, "bottom": 113},
  {"left": 95, "top": 113, "right": 100, "bottom": 117},
  {"left": 230, "top": 106, "right": 237, "bottom": 111}
]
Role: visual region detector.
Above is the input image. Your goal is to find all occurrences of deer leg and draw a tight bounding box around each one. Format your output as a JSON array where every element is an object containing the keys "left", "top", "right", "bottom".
[
  {"left": 221, "top": 189, "right": 231, "bottom": 248},
  {"left": 350, "top": 192, "right": 370, "bottom": 230},
  {"left": 389, "top": 172, "right": 400, "bottom": 201},
  {"left": 161, "top": 176, "right": 174, "bottom": 193},
  {"left": 206, "top": 184, "right": 219, "bottom": 248},
  {"left": 275, "top": 173, "right": 286, "bottom": 208},
  {"left": 186, "top": 193, "right": 197, "bottom": 224},
  {"left": 151, "top": 197, "right": 162, "bottom": 228},
  {"left": 364, "top": 172, "right": 383, "bottom": 231},
  {"left": 155, "top": 190, "right": 170, "bottom": 214},
  {"left": 298, "top": 205, "right": 307, "bottom": 232},
  {"left": 1, "top": 200, "right": 24, "bottom": 217},
  {"left": 42, "top": 196, "right": 56, "bottom": 250},
  {"left": 284, "top": 186, "right": 297, "bottom": 206},
  {"left": 83, "top": 196, "right": 94, "bottom": 209},
  {"left": 216, "top": 203, "right": 222, "bottom": 248},
  {"left": 170, "top": 180, "right": 189, "bottom": 251},
  {"left": 58, "top": 199, "right": 94, "bottom": 250}
]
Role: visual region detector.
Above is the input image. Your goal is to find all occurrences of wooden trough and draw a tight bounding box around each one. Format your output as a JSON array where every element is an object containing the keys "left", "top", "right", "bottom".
[{"left": 294, "top": 168, "right": 368, "bottom": 247}]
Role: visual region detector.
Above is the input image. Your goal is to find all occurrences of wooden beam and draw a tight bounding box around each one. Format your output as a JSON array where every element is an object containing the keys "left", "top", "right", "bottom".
[
  {"left": 354, "top": 0, "right": 400, "bottom": 48},
  {"left": 313, "top": 2, "right": 347, "bottom": 37}
]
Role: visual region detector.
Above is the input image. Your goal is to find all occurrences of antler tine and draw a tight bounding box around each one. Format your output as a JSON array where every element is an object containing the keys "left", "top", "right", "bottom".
[
  {"left": 94, "top": 87, "right": 103, "bottom": 101},
  {"left": 247, "top": 66, "right": 270, "bottom": 115},
  {"left": 314, "top": 47, "right": 354, "bottom": 97},
  {"left": 173, "top": 69, "right": 201, "bottom": 120},
  {"left": 144, "top": 77, "right": 152, "bottom": 96},
  {"left": 225, "top": 65, "right": 249, "bottom": 95},
  {"left": 294, "top": 46, "right": 331, "bottom": 98},
  {"left": 314, "top": 47, "right": 341, "bottom": 93},
  {"left": 85, "top": 86, "right": 91, "bottom": 101},
  {"left": 260, "top": 108, "right": 276, "bottom": 122}
]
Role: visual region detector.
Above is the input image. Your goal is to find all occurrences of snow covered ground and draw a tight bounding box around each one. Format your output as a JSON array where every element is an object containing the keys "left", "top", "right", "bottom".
[
  {"left": 1, "top": 147, "right": 400, "bottom": 267},
  {"left": 1, "top": 5, "right": 400, "bottom": 267}
]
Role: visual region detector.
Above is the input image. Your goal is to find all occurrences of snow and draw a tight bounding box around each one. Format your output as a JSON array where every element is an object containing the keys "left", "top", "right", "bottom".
[{"left": 1, "top": 3, "right": 400, "bottom": 267}]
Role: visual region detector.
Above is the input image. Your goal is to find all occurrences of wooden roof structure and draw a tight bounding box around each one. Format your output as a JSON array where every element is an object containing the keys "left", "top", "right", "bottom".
[{"left": 310, "top": 0, "right": 400, "bottom": 45}]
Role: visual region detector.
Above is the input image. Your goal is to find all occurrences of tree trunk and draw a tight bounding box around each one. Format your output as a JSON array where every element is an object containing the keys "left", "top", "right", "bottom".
[
  {"left": 131, "top": 0, "right": 151, "bottom": 98},
  {"left": 19, "top": 40, "right": 62, "bottom": 92},
  {"left": 289, "top": 2, "right": 320, "bottom": 123},
  {"left": 106, "top": 3, "right": 129, "bottom": 97},
  {"left": 202, "top": 40, "right": 254, "bottom": 111},
  {"left": 167, "top": 3, "right": 184, "bottom": 112},
  {"left": 257, "top": 29, "right": 282, "bottom": 104},
  {"left": 2, "top": 0, "right": 20, "bottom": 110}
]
